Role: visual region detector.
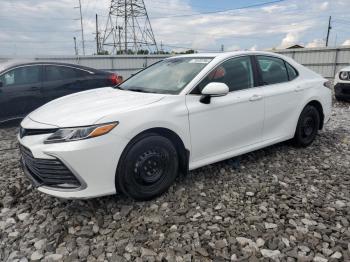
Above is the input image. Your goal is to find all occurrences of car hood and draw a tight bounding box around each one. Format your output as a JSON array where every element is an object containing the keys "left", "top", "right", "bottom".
[{"left": 28, "top": 87, "right": 165, "bottom": 127}]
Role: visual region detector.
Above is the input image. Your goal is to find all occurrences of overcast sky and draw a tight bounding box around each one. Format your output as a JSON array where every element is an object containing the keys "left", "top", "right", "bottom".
[{"left": 1, "top": 0, "right": 350, "bottom": 56}]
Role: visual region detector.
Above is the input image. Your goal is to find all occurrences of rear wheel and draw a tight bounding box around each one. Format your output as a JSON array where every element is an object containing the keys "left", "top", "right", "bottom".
[
  {"left": 293, "top": 105, "right": 320, "bottom": 147},
  {"left": 116, "top": 134, "right": 178, "bottom": 200}
]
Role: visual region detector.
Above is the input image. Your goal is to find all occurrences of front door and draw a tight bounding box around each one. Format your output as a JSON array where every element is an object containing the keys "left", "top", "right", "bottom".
[
  {"left": 0, "top": 65, "right": 42, "bottom": 122},
  {"left": 186, "top": 56, "right": 264, "bottom": 166}
]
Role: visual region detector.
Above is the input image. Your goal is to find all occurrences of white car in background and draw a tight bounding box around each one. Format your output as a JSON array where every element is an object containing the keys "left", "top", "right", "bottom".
[
  {"left": 18, "top": 51, "right": 332, "bottom": 200},
  {"left": 334, "top": 66, "right": 350, "bottom": 101}
]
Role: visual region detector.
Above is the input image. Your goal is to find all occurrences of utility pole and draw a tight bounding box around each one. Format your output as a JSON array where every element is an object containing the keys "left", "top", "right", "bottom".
[
  {"left": 124, "top": 0, "right": 128, "bottom": 54},
  {"left": 326, "top": 16, "right": 332, "bottom": 47},
  {"left": 73, "top": 37, "right": 78, "bottom": 55},
  {"left": 77, "top": 0, "right": 86, "bottom": 55},
  {"left": 95, "top": 14, "right": 100, "bottom": 54}
]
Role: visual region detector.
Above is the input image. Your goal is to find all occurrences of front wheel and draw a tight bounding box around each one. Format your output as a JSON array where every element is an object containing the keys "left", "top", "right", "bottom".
[
  {"left": 293, "top": 105, "right": 320, "bottom": 147},
  {"left": 116, "top": 134, "right": 178, "bottom": 200}
]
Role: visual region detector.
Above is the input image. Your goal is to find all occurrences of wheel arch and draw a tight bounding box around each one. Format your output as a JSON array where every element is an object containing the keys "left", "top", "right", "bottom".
[{"left": 305, "top": 100, "right": 325, "bottom": 130}]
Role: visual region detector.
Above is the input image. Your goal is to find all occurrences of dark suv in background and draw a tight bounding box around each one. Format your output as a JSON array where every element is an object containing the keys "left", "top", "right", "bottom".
[{"left": 0, "top": 61, "right": 123, "bottom": 123}]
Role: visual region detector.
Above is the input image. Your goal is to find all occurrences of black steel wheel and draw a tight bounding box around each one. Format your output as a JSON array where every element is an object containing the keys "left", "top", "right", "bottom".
[
  {"left": 116, "top": 134, "right": 178, "bottom": 200},
  {"left": 293, "top": 105, "right": 320, "bottom": 147}
]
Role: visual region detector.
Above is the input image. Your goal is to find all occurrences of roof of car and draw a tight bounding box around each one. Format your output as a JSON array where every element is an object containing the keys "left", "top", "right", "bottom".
[
  {"left": 0, "top": 60, "right": 100, "bottom": 73},
  {"left": 170, "top": 50, "right": 286, "bottom": 59}
]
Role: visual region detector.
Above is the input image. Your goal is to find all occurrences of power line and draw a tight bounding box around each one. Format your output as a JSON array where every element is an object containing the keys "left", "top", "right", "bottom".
[
  {"left": 0, "top": 15, "right": 76, "bottom": 20},
  {"left": 161, "top": 44, "right": 218, "bottom": 52},
  {"left": 0, "top": 29, "right": 80, "bottom": 32},
  {"left": 333, "top": 20, "right": 350, "bottom": 25},
  {"left": 0, "top": 40, "right": 95, "bottom": 44},
  {"left": 333, "top": 18, "right": 350, "bottom": 23},
  {"left": 148, "top": 0, "right": 287, "bottom": 19}
]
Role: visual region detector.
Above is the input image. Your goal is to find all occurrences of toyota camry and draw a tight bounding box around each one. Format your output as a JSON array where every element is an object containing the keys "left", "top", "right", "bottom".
[{"left": 18, "top": 51, "right": 332, "bottom": 200}]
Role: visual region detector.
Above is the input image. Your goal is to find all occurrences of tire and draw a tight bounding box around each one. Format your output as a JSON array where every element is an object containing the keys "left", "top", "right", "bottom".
[
  {"left": 116, "top": 134, "right": 178, "bottom": 200},
  {"left": 293, "top": 105, "right": 320, "bottom": 147}
]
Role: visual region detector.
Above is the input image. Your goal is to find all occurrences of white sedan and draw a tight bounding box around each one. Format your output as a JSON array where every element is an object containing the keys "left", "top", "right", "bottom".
[{"left": 18, "top": 51, "right": 332, "bottom": 200}]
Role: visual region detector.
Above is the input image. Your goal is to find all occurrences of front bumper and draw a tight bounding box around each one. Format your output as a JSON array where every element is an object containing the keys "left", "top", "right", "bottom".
[
  {"left": 18, "top": 122, "right": 130, "bottom": 199},
  {"left": 20, "top": 144, "right": 83, "bottom": 190},
  {"left": 334, "top": 83, "right": 350, "bottom": 100}
]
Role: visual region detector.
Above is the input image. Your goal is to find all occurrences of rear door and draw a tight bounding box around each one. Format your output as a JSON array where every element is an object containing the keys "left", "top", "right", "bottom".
[
  {"left": 256, "top": 55, "right": 303, "bottom": 141},
  {"left": 42, "top": 65, "right": 96, "bottom": 103},
  {"left": 0, "top": 65, "right": 43, "bottom": 121}
]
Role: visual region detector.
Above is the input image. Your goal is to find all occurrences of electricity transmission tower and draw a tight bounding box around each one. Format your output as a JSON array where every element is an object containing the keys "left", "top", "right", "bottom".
[{"left": 102, "top": 0, "right": 158, "bottom": 54}]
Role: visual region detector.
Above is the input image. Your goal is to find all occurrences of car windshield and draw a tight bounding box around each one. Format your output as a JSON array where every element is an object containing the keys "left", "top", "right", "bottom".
[{"left": 118, "top": 57, "right": 213, "bottom": 94}]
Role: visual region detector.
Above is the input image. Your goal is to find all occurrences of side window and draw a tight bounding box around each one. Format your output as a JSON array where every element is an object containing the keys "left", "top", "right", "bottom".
[
  {"left": 45, "top": 66, "right": 79, "bottom": 81},
  {"left": 0, "top": 66, "right": 40, "bottom": 87},
  {"left": 257, "top": 56, "right": 288, "bottom": 85},
  {"left": 286, "top": 62, "right": 298, "bottom": 81},
  {"left": 192, "top": 56, "right": 254, "bottom": 94}
]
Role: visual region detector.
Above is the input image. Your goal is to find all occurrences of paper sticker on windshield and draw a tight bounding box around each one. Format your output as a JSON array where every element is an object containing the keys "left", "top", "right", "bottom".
[{"left": 189, "top": 58, "right": 211, "bottom": 64}]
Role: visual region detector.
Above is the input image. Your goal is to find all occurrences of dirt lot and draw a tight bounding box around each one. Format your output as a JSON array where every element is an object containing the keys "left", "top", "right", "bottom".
[{"left": 0, "top": 102, "right": 349, "bottom": 262}]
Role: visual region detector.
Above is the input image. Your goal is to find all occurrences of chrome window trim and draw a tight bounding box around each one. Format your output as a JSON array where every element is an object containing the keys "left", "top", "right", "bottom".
[
  {"left": 43, "top": 64, "right": 95, "bottom": 75},
  {"left": 0, "top": 63, "right": 95, "bottom": 77}
]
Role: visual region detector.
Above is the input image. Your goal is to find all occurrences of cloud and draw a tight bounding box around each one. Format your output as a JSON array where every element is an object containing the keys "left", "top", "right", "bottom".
[
  {"left": 226, "top": 45, "right": 240, "bottom": 51},
  {"left": 279, "top": 32, "right": 300, "bottom": 49},
  {"left": 249, "top": 45, "right": 258, "bottom": 51},
  {"left": 320, "top": 1, "right": 329, "bottom": 11},
  {"left": 261, "top": 4, "right": 288, "bottom": 13},
  {"left": 306, "top": 39, "right": 325, "bottom": 48},
  {"left": 342, "top": 39, "right": 350, "bottom": 46}
]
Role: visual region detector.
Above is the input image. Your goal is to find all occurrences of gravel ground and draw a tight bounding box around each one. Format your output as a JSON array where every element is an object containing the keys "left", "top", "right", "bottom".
[{"left": 0, "top": 102, "right": 349, "bottom": 262}]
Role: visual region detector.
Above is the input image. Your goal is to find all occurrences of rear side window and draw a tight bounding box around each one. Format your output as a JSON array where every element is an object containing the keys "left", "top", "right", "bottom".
[
  {"left": 257, "top": 56, "right": 288, "bottom": 85},
  {"left": 0, "top": 66, "right": 41, "bottom": 86},
  {"left": 45, "top": 66, "right": 85, "bottom": 81},
  {"left": 286, "top": 62, "right": 298, "bottom": 80}
]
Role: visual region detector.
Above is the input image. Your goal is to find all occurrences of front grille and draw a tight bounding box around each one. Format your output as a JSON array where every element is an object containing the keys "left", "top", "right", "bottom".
[
  {"left": 19, "top": 127, "right": 58, "bottom": 138},
  {"left": 343, "top": 88, "right": 350, "bottom": 94},
  {"left": 20, "top": 145, "right": 81, "bottom": 189}
]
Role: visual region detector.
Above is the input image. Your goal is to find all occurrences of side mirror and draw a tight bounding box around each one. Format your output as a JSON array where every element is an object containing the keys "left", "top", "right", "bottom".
[{"left": 200, "top": 82, "right": 229, "bottom": 104}]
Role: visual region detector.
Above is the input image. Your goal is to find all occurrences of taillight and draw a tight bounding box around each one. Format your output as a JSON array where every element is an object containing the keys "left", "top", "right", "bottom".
[
  {"left": 323, "top": 80, "right": 332, "bottom": 89},
  {"left": 109, "top": 73, "right": 123, "bottom": 85}
]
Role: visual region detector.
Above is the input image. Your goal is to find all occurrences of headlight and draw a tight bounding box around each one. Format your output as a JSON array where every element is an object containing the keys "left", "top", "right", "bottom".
[
  {"left": 339, "top": 71, "right": 349, "bottom": 80},
  {"left": 44, "top": 122, "right": 118, "bottom": 144}
]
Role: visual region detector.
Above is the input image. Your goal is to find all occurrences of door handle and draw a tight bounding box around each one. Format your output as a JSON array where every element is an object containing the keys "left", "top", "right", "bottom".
[
  {"left": 31, "top": 86, "right": 40, "bottom": 90},
  {"left": 249, "top": 94, "right": 263, "bottom": 101}
]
